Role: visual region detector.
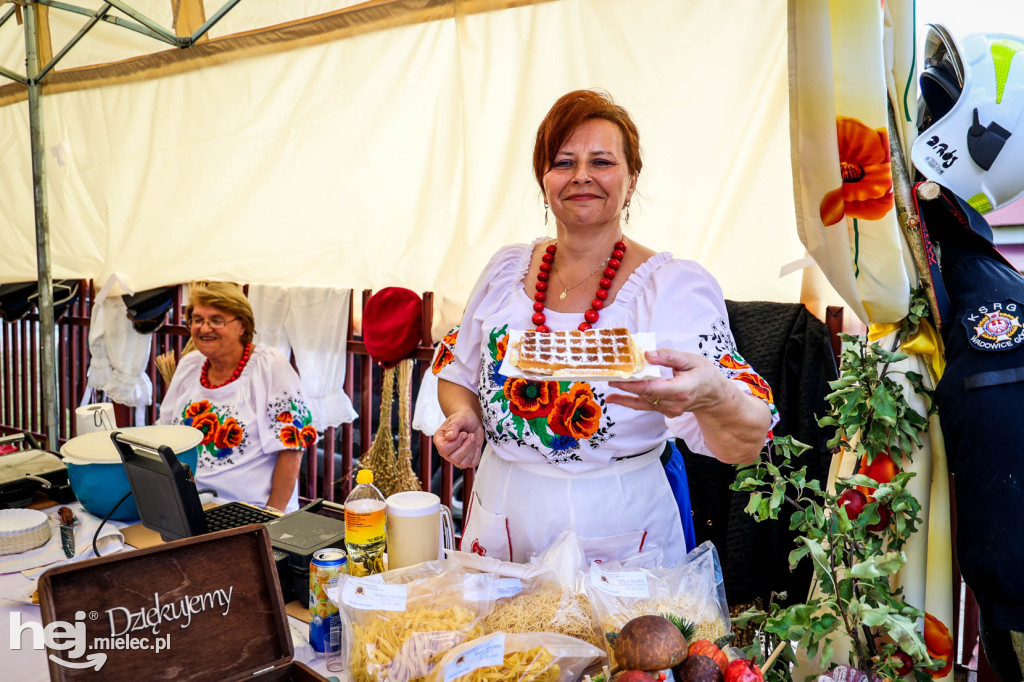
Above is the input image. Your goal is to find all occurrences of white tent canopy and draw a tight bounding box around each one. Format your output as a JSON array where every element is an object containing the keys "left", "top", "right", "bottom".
[{"left": 0, "top": 0, "right": 805, "bottom": 334}]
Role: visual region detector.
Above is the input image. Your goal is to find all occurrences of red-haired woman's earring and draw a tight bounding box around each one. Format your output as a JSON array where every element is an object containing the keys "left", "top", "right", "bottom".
[
  {"left": 624, "top": 202, "right": 631, "bottom": 224},
  {"left": 544, "top": 202, "right": 549, "bottom": 226}
]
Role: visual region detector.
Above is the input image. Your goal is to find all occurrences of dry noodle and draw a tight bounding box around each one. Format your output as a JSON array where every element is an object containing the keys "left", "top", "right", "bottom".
[
  {"left": 350, "top": 604, "right": 484, "bottom": 682},
  {"left": 441, "top": 647, "right": 560, "bottom": 682},
  {"left": 484, "top": 590, "right": 602, "bottom": 648}
]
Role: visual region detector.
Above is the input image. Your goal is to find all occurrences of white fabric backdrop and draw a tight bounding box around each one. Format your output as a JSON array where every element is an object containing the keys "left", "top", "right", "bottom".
[{"left": 0, "top": 0, "right": 807, "bottom": 333}]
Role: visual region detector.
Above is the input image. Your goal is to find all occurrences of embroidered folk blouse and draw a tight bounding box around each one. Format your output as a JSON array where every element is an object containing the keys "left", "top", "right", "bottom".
[
  {"left": 158, "top": 344, "right": 316, "bottom": 513},
  {"left": 433, "top": 240, "right": 778, "bottom": 472}
]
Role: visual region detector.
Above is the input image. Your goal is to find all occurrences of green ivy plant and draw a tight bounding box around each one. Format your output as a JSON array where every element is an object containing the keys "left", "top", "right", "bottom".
[{"left": 730, "top": 292, "right": 943, "bottom": 681}]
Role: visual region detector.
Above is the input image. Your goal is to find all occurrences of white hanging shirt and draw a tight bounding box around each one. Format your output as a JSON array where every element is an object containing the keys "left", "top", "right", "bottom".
[
  {"left": 158, "top": 344, "right": 316, "bottom": 512},
  {"left": 433, "top": 241, "right": 779, "bottom": 472}
]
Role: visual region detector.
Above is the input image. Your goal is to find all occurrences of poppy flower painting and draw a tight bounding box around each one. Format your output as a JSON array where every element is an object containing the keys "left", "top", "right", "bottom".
[{"left": 819, "top": 116, "right": 894, "bottom": 226}]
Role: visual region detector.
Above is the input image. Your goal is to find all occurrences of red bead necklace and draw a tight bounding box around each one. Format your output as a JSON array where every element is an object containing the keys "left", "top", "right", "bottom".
[
  {"left": 532, "top": 240, "right": 627, "bottom": 332},
  {"left": 200, "top": 343, "right": 252, "bottom": 389}
]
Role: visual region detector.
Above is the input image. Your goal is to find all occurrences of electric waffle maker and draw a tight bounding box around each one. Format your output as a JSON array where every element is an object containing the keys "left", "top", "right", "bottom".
[{"left": 0, "top": 432, "right": 74, "bottom": 508}]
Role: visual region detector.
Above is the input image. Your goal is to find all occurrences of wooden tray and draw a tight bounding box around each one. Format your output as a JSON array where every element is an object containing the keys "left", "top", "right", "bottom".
[{"left": 37, "top": 524, "right": 326, "bottom": 681}]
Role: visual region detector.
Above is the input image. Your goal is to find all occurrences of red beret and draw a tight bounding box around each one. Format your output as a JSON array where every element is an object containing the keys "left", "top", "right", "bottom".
[{"left": 362, "top": 287, "right": 423, "bottom": 368}]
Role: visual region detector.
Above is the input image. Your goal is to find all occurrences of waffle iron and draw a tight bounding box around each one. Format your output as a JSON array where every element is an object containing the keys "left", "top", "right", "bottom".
[{"left": 0, "top": 432, "right": 74, "bottom": 508}]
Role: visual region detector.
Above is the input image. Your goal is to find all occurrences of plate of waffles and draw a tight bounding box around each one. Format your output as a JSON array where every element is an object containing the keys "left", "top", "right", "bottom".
[{"left": 500, "top": 327, "right": 662, "bottom": 382}]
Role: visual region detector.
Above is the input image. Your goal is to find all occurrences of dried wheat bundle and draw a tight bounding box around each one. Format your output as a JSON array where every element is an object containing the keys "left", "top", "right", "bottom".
[
  {"left": 393, "top": 359, "right": 422, "bottom": 494},
  {"left": 358, "top": 366, "right": 401, "bottom": 497},
  {"left": 154, "top": 351, "right": 177, "bottom": 388}
]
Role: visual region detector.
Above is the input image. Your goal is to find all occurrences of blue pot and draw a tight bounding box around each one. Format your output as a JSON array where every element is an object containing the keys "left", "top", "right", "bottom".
[{"left": 61, "top": 425, "right": 202, "bottom": 521}]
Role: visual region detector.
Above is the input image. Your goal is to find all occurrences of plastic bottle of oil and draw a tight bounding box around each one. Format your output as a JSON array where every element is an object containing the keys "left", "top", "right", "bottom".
[{"left": 344, "top": 469, "right": 386, "bottom": 576}]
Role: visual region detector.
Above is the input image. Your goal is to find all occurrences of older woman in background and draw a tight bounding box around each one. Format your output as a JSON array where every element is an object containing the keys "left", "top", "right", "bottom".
[{"left": 158, "top": 281, "right": 315, "bottom": 513}]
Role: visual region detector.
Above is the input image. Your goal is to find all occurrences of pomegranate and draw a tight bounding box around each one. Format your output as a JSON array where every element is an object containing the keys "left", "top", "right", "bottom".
[{"left": 723, "top": 657, "right": 764, "bottom": 682}]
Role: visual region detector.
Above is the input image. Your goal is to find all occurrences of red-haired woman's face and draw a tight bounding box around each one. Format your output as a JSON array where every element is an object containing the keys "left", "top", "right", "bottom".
[{"left": 543, "top": 118, "right": 636, "bottom": 232}]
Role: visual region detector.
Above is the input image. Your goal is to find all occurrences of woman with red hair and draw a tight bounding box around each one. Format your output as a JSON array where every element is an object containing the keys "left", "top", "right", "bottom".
[{"left": 432, "top": 90, "right": 776, "bottom": 566}]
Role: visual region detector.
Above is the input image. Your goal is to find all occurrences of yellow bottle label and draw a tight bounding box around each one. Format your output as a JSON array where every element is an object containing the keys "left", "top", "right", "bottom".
[{"left": 345, "top": 504, "right": 386, "bottom": 545}]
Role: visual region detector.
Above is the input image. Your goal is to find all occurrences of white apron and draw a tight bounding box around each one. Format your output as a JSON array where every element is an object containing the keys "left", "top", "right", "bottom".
[{"left": 461, "top": 444, "right": 686, "bottom": 566}]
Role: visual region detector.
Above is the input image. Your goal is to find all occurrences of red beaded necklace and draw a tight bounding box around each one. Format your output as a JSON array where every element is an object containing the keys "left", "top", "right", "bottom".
[
  {"left": 200, "top": 343, "right": 253, "bottom": 389},
  {"left": 532, "top": 239, "right": 627, "bottom": 332}
]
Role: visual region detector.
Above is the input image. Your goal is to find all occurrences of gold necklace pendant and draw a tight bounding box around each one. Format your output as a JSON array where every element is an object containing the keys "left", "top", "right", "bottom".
[{"left": 559, "top": 290, "right": 568, "bottom": 301}]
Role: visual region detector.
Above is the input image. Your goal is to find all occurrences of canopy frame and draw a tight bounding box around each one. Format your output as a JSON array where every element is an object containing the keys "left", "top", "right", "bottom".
[{"left": 3, "top": 0, "right": 242, "bottom": 447}]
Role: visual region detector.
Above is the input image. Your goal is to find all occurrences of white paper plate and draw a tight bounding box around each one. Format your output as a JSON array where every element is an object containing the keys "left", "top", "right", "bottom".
[
  {"left": 499, "top": 331, "right": 663, "bottom": 383},
  {"left": 60, "top": 425, "right": 202, "bottom": 465},
  {"left": 0, "top": 508, "right": 49, "bottom": 535}
]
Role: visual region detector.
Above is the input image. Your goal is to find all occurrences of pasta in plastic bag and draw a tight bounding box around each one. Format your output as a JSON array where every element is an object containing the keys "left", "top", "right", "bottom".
[
  {"left": 586, "top": 541, "right": 730, "bottom": 667},
  {"left": 423, "top": 631, "right": 605, "bottom": 682},
  {"left": 457, "top": 532, "right": 606, "bottom": 652},
  {"left": 335, "top": 561, "right": 498, "bottom": 682}
]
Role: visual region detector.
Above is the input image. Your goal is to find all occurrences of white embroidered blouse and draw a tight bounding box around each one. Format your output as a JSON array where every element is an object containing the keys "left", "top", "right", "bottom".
[{"left": 432, "top": 241, "right": 778, "bottom": 473}]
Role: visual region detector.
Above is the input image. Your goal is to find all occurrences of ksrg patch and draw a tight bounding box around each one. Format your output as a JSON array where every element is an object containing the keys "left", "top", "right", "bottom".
[{"left": 961, "top": 299, "right": 1024, "bottom": 352}]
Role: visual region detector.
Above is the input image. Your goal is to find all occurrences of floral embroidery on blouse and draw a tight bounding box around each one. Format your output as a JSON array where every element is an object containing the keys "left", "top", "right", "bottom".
[
  {"left": 269, "top": 397, "right": 317, "bottom": 449},
  {"left": 432, "top": 327, "right": 459, "bottom": 375},
  {"left": 697, "top": 318, "right": 779, "bottom": 433},
  {"left": 181, "top": 399, "right": 249, "bottom": 465},
  {"left": 478, "top": 324, "right": 612, "bottom": 463}
]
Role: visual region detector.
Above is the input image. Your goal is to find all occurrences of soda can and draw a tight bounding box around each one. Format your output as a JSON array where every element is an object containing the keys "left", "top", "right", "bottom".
[{"left": 309, "top": 548, "right": 347, "bottom": 655}]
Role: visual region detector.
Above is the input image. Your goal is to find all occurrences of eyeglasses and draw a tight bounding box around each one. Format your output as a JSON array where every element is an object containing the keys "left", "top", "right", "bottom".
[{"left": 189, "top": 315, "right": 239, "bottom": 329}]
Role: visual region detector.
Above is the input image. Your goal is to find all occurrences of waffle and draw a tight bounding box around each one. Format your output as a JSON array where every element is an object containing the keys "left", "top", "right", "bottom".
[{"left": 511, "top": 327, "right": 644, "bottom": 376}]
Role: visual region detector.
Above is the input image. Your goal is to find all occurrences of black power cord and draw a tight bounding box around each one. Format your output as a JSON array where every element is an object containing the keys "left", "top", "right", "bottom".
[{"left": 91, "top": 491, "right": 132, "bottom": 558}]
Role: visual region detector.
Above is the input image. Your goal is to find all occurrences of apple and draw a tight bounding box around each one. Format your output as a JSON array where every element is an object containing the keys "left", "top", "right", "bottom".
[
  {"left": 837, "top": 488, "right": 868, "bottom": 521},
  {"left": 724, "top": 657, "right": 764, "bottom": 682},
  {"left": 892, "top": 651, "right": 913, "bottom": 677},
  {"left": 866, "top": 505, "right": 891, "bottom": 532}
]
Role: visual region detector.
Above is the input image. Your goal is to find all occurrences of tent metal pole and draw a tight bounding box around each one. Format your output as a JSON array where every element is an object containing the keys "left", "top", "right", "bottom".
[
  {"left": 24, "top": 2, "right": 60, "bottom": 449},
  {"left": 190, "top": 0, "right": 243, "bottom": 44},
  {"left": 101, "top": 0, "right": 179, "bottom": 45},
  {"left": 36, "top": 3, "right": 111, "bottom": 82},
  {"left": 0, "top": 5, "right": 17, "bottom": 29},
  {"left": 0, "top": 63, "right": 28, "bottom": 85},
  {"left": 37, "top": 1, "right": 178, "bottom": 47}
]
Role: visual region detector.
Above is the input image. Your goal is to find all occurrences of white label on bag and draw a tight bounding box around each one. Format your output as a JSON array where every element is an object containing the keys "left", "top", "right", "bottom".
[
  {"left": 341, "top": 579, "right": 407, "bottom": 611},
  {"left": 495, "top": 578, "right": 523, "bottom": 599},
  {"left": 444, "top": 633, "right": 505, "bottom": 682},
  {"left": 590, "top": 566, "right": 650, "bottom": 597}
]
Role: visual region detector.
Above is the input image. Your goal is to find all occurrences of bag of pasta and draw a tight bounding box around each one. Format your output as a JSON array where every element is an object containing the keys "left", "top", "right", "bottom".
[
  {"left": 336, "top": 560, "right": 498, "bottom": 682},
  {"left": 587, "top": 541, "right": 730, "bottom": 668},
  {"left": 423, "top": 631, "right": 605, "bottom": 682},
  {"left": 479, "top": 532, "right": 607, "bottom": 654}
]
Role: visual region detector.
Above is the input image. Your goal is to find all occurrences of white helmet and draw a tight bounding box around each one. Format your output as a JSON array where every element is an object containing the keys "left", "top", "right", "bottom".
[{"left": 911, "top": 30, "right": 1024, "bottom": 214}]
